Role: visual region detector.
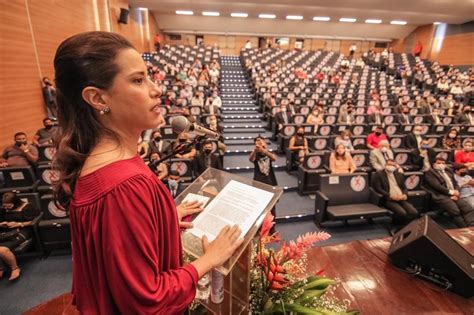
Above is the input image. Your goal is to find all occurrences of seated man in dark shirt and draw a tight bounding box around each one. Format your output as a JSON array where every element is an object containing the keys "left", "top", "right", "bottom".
[
  {"left": 33, "top": 118, "right": 57, "bottom": 146},
  {"left": 195, "top": 141, "right": 222, "bottom": 175},
  {"left": 164, "top": 170, "right": 185, "bottom": 199},
  {"left": 0, "top": 132, "right": 39, "bottom": 168}
]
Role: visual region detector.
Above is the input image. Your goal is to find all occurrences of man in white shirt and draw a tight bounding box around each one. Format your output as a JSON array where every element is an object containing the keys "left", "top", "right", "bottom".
[
  {"left": 244, "top": 40, "right": 252, "bottom": 49},
  {"left": 211, "top": 91, "right": 222, "bottom": 108}
]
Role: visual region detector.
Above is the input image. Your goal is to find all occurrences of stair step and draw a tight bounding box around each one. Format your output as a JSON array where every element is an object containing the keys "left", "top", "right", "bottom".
[
  {"left": 222, "top": 127, "right": 266, "bottom": 133},
  {"left": 227, "top": 169, "right": 297, "bottom": 191},
  {"left": 223, "top": 118, "right": 262, "bottom": 123},
  {"left": 276, "top": 191, "right": 314, "bottom": 218},
  {"left": 224, "top": 131, "right": 273, "bottom": 140},
  {"left": 222, "top": 122, "right": 265, "bottom": 128},
  {"left": 226, "top": 143, "right": 278, "bottom": 152},
  {"left": 222, "top": 114, "right": 263, "bottom": 119}
]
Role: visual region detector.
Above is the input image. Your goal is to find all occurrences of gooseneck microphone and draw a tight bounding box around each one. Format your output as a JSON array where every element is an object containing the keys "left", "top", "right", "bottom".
[{"left": 171, "top": 116, "right": 220, "bottom": 139}]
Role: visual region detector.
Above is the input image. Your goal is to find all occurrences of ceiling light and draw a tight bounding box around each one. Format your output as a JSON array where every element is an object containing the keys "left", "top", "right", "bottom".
[
  {"left": 339, "top": 18, "right": 357, "bottom": 23},
  {"left": 313, "top": 16, "right": 330, "bottom": 21},
  {"left": 433, "top": 22, "right": 441, "bottom": 25},
  {"left": 231, "top": 12, "right": 248, "bottom": 18},
  {"left": 176, "top": 10, "right": 193, "bottom": 15},
  {"left": 259, "top": 14, "right": 276, "bottom": 19},
  {"left": 391, "top": 20, "right": 407, "bottom": 25},
  {"left": 202, "top": 11, "right": 220, "bottom": 16},
  {"left": 286, "top": 15, "right": 303, "bottom": 20},
  {"left": 365, "top": 19, "right": 382, "bottom": 24}
]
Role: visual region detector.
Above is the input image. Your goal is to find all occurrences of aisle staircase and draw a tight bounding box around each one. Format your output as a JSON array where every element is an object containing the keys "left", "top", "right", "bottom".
[{"left": 219, "top": 56, "right": 314, "bottom": 222}]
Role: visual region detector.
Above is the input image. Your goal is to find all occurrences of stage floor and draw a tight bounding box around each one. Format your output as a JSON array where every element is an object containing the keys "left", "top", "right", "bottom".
[{"left": 25, "top": 227, "right": 474, "bottom": 315}]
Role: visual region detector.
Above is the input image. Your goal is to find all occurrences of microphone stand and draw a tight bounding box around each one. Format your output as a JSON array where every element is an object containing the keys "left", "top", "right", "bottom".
[{"left": 152, "top": 135, "right": 206, "bottom": 166}]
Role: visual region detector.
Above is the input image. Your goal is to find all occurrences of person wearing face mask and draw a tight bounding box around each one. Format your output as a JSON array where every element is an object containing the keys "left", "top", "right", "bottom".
[
  {"left": 454, "top": 106, "right": 473, "bottom": 125},
  {"left": 274, "top": 103, "right": 293, "bottom": 132},
  {"left": 334, "top": 130, "right": 355, "bottom": 152},
  {"left": 33, "top": 117, "right": 57, "bottom": 146},
  {"left": 288, "top": 127, "right": 309, "bottom": 164},
  {"left": 424, "top": 158, "right": 474, "bottom": 227},
  {"left": 337, "top": 105, "right": 355, "bottom": 124},
  {"left": 41, "top": 76, "right": 58, "bottom": 118},
  {"left": 369, "top": 140, "right": 399, "bottom": 172},
  {"left": 165, "top": 170, "right": 184, "bottom": 199},
  {"left": 366, "top": 126, "right": 387, "bottom": 150},
  {"left": 147, "top": 130, "right": 171, "bottom": 156},
  {"left": 442, "top": 128, "right": 461, "bottom": 150},
  {"left": 0, "top": 132, "right": 39, "bottom": 168},
  {"left": 427, "top": 108, "right": 443, "bottom": 125},
  {"left": 329, "top": 144, "right": 356, "bottom": 174},
  {"left": 147, "top": 151, "right": 168, "bottom": 181},
  {"left": 411, "top": 139, "right": 436, "bottom": 172},
  {"left": 306, "top": 107, "right": 324, "bottom": 127},
  {"left": 404, "top": 125, "right": 424, "bottom": 150},
  {"left": 371, "top": 159, "right": 418, "bottom": 230},
  {"left": 453, "top": 164, "right": 474, "bottom": 210},
  {"left": 397, "top": 106, "right": 413, "bottom": 125},
  {"left": 173, "top": 132, "right": 197, "bottom": 159},
  {"left": 195, "top": 141, "right": 222, "bottom": 175},
  {"left": 454, "top": 140, "right": 474, "bottom": 169}
]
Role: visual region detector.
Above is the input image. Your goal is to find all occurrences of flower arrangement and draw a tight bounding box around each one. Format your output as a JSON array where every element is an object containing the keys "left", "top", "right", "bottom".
[{"left": 250, "top": 214, "right": 358, "bottom": 314}]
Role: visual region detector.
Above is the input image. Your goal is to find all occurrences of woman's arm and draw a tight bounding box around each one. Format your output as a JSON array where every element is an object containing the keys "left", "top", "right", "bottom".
[
  {"left": 348, "top": 154, "right": 357, "bottom": 173},
  {"left": 158, "top": 163, "right": 168, "bottom": 180},
  {"left": 329, "top": 153, "right": 336, "bottom": 173}
]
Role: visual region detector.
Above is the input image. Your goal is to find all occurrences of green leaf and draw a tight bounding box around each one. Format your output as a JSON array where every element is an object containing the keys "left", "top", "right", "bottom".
[
  {"left": 303, "top": 278, "right": 337, "bottom": 290},
  {"left": 295, "top": 288, "right": 327, "bottom": 303},
  {"left": 283, "top": 303, "right": 325, "bottom": 314}
]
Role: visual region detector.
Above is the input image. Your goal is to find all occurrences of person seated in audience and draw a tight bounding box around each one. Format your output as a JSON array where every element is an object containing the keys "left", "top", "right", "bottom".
[
  {"left": 306, "top": 107, "right": 324, "bottom": 126},
  {"left": 137, "top": 137, "right": 149, "bottom": 159},
  {"left": 164, "top": 170, "right": 184, "bottom": 199},
  {"left": 440, "top": 94, "right": 454, "bottom": 109},
  {"left": 437, "top": 77, "right": 450, "bottom": 94},
  {"left": 185, "top": 74, "right": 198, "bottom": 88},
  {"left": 450, "top": 81, "right": 464, "bottom": 96},
  {"left": 442, "top": 128, "right": 461, "bottom": 150},
  {"left": 337, "top": 103, "right": 355, "bottom": 124},
  {"left": 287, "top": 100, "right": 297, "bottom": 116},
  {"left": 147, "top": 151, "right": 168, "bottom": 181},
  {"left": 427, "top": 107, "right": 443, "bottom": 125},
  {"left": 334, "top": 130, "right": 354, "bottom": 152},
  {"left": 453, "top": 164, "right": 474, "bottom": 209},
  {"left": 369, "top": 140, "right": 400, "bottom": 172},
  {"left": 338, "top": 100, "right": 353, "bottom": 116},
  {"left": 411, "top": 138, "right": 435, "bottom": 172},
  {"left": 164, "top": 91, "right": 176, "bottom": 107},
  {"left": 169, "top": 98, "right": 187, "bottom": 115},
  {"left": 206, "top": 115, "right": 226, "bottom": 155},
  {"left": 419, "top": 96, "right": 437, "bottom": 115},
  {"left": 250, "top": 136, "right": 278, "bottom": 187},
  {"left": 397, "top": 106, "right": 413, "bottom": 125},
  {"left": 203, "top": 99, "right": 220, "bottom": 115},
  {"left": 274, "top": 103, "right": 293, "bottom": 131},
  {"left": 366, "top": 126, "right": 387, "bottom": 150},
  {"left": 0, "top": 191, "right": 40, "bottom": 281},
  {"left": 368, "top": 107, "right": 384, "bottom": 125},
  {"left": 192, "top": 58, "right": 202, "bottom": 71},
  {"left": 404, "top": 125, "right": 424, "bottom": 149},
  {"left": 416, "top": 91, "right": 430, "bottom": 110},
  {"left": 424, "top": 157, "right": 474, "bottom": 227},
  {"left": 198, "top": 65, "right": 210, "bottom": 86},
  {"left": 195, "top": 141, "right": 222, "bottom": 175},
  {"left": 210, "top": 90, "right": 222, "bottom": 108},
  {"left": 454, "top": 105, "right": 473, "bottom": 125},
  {"left": 173, "top": 132, "right": 197, "bottom": 160},
  {"left": 147, "top": 130, "right": 171, "bottom": 156},
  {"left": 33, "top": 117, "right": 56, "bottom": 146},
  {"left": 0, "top": 132, "right": 39, "bottom": 168},
  {"left": 191, "top": 91, "right": 204, "bottom": 107},
  {"left": 209, "top": 66, "right": 220, "bottom": 84},
  {"left": 371, "top": 159, "right": 419, "bottom": 229},
  {"left": 367, "top": 100, "right": 382, "bottom": 116},
  {"left": 329, "top": 144, "right": 356, "bottom": 174},
  {"left": 455, "top": 140, "right": 474, "bottom": 169},
  {"left": 288, "top": 126, "right": 308, "bottom": 164}
]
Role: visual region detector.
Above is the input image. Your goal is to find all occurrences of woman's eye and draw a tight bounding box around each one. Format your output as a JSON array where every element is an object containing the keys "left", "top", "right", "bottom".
[{"left": 134, "top": 78, "right": 143, "bottom": 84}]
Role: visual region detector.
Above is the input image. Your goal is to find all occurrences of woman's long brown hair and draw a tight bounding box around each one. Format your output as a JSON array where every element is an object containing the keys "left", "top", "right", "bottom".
[{"left": 52, "top": 31, "right": 134, "bottom": 209}]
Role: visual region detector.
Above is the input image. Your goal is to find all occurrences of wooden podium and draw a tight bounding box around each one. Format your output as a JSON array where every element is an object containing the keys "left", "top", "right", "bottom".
[{"left": 177, "top": 168, "right": 283, "bottom": 314}]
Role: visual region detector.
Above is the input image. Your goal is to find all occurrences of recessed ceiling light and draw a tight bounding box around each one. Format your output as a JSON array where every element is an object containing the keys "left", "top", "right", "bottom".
[
  {"left": 365, "top": 19, "right": 382, "bottom": 24},
  {"left": 286, "top": 15, "right": 303, "bottom": 20},
  {"left": 339, "top": 18, "right": 357, "bottom": 23},
  {"left": 231, "top": 12, "right": 248, "bottom": 18},
  {"left": 176, "top": 10, "right": 193, "bottom": 15},
  {"left": 313, "top": 16, "right": 330, "bottom": 21},
  {"left": 202, "top": 11, "right": 220, "bottom": 17},
  {"left": 259, "top": 14, "right": 276, "bottom": 19},
  {"left": 433, "top": 22, "right": 441, "bottom": 25},
  {"left": 391, "top": 20, "right": 407, "bottom": 25}
]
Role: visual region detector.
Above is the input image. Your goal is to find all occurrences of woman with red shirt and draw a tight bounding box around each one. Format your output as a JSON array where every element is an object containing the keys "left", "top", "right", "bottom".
[
  {"left": 53, "top": 32, "right": 242, "bottom": 314},
  {"left": 455, "top": 140, "right": 474, "bottom": 169}
]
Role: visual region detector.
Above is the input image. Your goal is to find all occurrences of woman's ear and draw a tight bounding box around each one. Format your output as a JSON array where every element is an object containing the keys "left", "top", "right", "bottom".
[{"left": 82, "top": 87, "right": 107, "bottom": 112}]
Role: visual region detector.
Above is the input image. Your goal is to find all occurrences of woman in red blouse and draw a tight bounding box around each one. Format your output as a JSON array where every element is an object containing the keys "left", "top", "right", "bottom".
[{"left": 53, "top": 32, "right": 242, "bottom": 314}]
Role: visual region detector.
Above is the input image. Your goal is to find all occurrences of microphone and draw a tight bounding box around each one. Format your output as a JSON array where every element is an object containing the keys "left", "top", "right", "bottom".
[{"left": 171, "top": 116, "right": 220, "bottom": 139}]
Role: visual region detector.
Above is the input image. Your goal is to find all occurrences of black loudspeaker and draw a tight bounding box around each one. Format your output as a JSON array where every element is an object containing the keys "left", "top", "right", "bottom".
[
  {"left": 388, "top": 216, "right": 473, "bottom": 298},
  {"left": 118, "top": 8, "right": 129, "bottom": 24}
]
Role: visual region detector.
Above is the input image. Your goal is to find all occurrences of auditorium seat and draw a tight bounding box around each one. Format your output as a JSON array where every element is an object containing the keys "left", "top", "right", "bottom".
[{"left": 0, "top": 166, "right": 39, "bottom": 193}]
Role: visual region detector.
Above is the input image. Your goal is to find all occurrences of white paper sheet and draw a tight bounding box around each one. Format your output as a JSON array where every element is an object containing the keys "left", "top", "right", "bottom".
[
  {"left": 188, "top": 180, "right": 274, "bottom": 242},
  {"left": 181, "top": 193, "right": 211, "bottom": 208}
]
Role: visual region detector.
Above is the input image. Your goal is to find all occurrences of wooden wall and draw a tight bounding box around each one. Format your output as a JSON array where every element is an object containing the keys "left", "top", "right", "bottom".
[{"left": 0, "top": 0, "right": 158, "bottom": 150}]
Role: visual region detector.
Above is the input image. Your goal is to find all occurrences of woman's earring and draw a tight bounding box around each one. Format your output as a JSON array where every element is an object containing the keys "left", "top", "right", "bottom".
[{"left": 99, "top": 106, "right": 110, "bottom": 115}]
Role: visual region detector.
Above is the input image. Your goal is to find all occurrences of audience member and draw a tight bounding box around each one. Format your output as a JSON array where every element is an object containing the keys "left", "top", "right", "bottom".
[
  {"left": 33, "top": 118, "right": 56, "bottom": 146},
  {"left": 369, "top": 140, "right": 398, "bottom": 172},
  {"left": 404, "top": 125, "right": 423, "bottom": 149},
  {"left": 453, "top": 164, "right": 474, "bottom": 209},
  {"left": 274, "top": 103, "right": 293, "bottom": 131},
  {"left": 442, "top": 128, "right": 461, "bottom": 150},
  {"left": 173, "top": 133, "right": 197, "bottom": 159},
  {"left": 195, "top": 141, "right": 222, "bottom": 175},
  {"left": 371, "top": 159, "right": 418, "bottom": 228},
  {"left": 424, "top": 157, "right": 474, "bottom": 227},
  {"left": 306, "top": 107, "right": 324, "bottom": 126},
  {"left": 164, "top": 170, "right": 184, "bottom": 199},
  {"left": 249, "top": 136, "right": 277, "bottom": 186},
  {"left": 147, "top": 151, "right": 168, "bottom": 181},
  {"left": 0, "top": 132, "right": 39, "bottom": 168},
  {"left": 147, "top": 130, "right": 171, "bottom": 156},
  {"left": 454, "top": 140, "right": 474, "bottom": 169},
  {"left": 366, "top": 126, "right": 387, "bottom": 150},
  {"left": 329, "top": 144, "right": 356, "bottom": 174},
  {"left": 454, "top": 106, "right": 473, "bottom": 125},
  {"left": 0, "top": 191, "right": 40, "bottom": 281},
  {"left": 411, "top": 138, "right": 436, "bottom": 172},
  {"left": 288, "top": 126, "right": 308, "bottom": 163},
  {"left": 334, "top": 130, "right": 354, "bottom": 152},
  {"left": 397, "top": 106, "right": 413, "bottom": 125},
  {"left": 41, "top": 77, "right": 57, "bottom": 118}
]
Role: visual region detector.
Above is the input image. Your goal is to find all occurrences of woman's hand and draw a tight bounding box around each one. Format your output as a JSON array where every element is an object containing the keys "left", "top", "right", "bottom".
[
  {"left": 202, "top": 225, "right": 243, "bottom": 269},
  {"left": 176, "top": 200, "right": 203, "bottom": 229}
]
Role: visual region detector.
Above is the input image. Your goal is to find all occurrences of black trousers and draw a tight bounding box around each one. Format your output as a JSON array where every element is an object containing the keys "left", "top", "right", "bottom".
[
  {"left": 384, "top": 200, "right": 418, "bottom": 224},
  {"left": 435, "top": 197, "right": 474, "bottom": 227}
]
